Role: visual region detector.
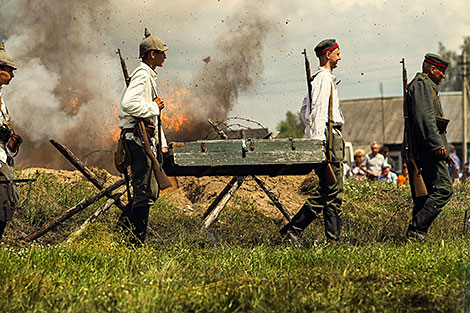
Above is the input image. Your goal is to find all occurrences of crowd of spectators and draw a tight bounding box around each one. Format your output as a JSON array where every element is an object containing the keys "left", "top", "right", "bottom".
[
  {"left": 345, "top": 141, "right": 404, "bottom": 185},
  {"left": 346, "top": 142, "right": 470, "bottom": 185}
]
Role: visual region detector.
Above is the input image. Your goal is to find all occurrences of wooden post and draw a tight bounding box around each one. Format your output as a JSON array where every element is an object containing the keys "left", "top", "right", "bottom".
[
  {"left": 252, "top": 175, "right": 292, "bottom": 222},
  {"left": 22, "top": 178, "right": 125, "bottom": 242},
  {"left": 203, "top": 176, "right": 245, "bottom": 229},
  {"left": 49, "top": 139, "right": 127, "bottom": 210}
]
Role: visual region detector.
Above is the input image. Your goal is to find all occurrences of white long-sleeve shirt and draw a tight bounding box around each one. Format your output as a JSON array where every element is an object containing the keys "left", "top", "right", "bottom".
[
  {"left": 0, "top": 87, "right": 12, "bottom": 164},
  {"left": 300, "top": 66, "right": 344, "bottom": 141},
  {"left": 118, "top": 62, "right": 167, "bottom": 148}
]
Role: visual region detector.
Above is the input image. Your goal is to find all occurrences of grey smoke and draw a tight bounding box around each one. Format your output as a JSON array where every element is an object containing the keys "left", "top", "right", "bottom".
[{"left": 0, "top": 0, "right": 279, "bottom": 169}]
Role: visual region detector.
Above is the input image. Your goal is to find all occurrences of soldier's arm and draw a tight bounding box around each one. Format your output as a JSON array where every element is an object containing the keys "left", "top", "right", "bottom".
[
  {"left": 121, "top": 70, "right": 159, "bottom": 118},
  {"left": 409, "top": 80, "right": 444, "bottom": 153}
]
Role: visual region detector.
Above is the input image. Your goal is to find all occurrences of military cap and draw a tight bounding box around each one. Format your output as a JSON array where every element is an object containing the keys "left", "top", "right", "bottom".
[
  {"left": 0, "top": 42, "right": 16, "bottom": 70},
  {"left": 314, "top": 39, "right": 339, "bottom": 57},
  {"left": 139, "top": 28, "right": 169, "bottom": 58},
  {"left": 424, "top": 53, "right": 449, "bottom": 70}
]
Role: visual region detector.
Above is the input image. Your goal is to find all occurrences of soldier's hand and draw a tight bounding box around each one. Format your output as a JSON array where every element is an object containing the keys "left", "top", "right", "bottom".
[
  {"left": 434, "top": 146, "right": 447, "bottom": 158},
  {"left": 154, "top": 97, "right": 165, "bottom": 110},
  {"left": 162, "top": 147, "right": 169, "bottom": 153}
]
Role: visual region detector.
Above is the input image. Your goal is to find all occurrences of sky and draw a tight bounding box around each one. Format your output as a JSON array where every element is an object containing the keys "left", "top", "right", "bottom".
[
  {"left": 1, "top": 0, "right": 469, "bottom": 136},
  {"left": 107, "top": 0, "right": 470, "bottom": 131}
]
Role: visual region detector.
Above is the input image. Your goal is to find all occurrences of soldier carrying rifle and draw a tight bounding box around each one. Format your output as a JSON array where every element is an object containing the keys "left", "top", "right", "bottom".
[
  {"left": 280, "top": 39, "right": 344, "bottom": 244},
  {"left": 404, "top": 53, "right": 453, "bottom": 241},
  {"left": 116, "top": 28, "right": 171, "bottom": 245},
  {"left": 0, "top": 42, "right": 22, "bottom": 241}
]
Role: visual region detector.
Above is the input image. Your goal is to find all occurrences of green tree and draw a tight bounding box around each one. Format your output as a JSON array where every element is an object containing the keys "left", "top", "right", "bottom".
[
  {"left": 438, "top": 36, "right": 470, "bottom": 91},
  {"left": 277, "top": 111, "right": 304, "bottom": 138}
]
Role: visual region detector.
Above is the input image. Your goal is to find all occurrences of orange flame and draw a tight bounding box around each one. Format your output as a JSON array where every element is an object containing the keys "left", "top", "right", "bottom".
[
  {"left": 67, "top": 87, "right": 80, "bottom": 115},
  {"left": 105, "top": 104, "right": 121, "bottom": 144},
  {"left": 160, "top": 83, "right": 191, "bottom": 132}
]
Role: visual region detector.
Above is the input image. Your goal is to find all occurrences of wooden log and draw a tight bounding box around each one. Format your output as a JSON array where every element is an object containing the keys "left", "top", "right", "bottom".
[
  {"left": 252, "top": 175, "right": 292, "bottom": 222},
  {"left": 23, "top": 178, "right": 125, "bottom": 242},
  {"left": 65, "top": 190, "right": 125, "bottom": 243},
  {"left": 203, "top": 176, "right": 245, "bottom": 229},
  {"left": 49, "top": 139, "right": 127, "bottom": 210}
]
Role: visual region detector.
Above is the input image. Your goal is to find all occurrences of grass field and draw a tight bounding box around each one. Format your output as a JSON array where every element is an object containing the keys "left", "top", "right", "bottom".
[{"left": 0, "top": 170, "right": 469, "bottom": 312}]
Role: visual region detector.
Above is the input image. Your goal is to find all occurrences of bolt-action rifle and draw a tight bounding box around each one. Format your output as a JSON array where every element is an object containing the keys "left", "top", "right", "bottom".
[
  {"left": 401, "top": 58, "right": 427, "bottom": 197},
  {"left": 302, "top": 49, "right": 336, "bottom": 185},
  {"left": 116, "top": 49, "right": 171, "bottom": 190}
]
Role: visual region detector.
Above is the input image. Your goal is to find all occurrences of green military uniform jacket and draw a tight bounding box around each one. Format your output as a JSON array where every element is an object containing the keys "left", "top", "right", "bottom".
[{"left": 407, "top": 73, "right": 448, "bottom": 158}]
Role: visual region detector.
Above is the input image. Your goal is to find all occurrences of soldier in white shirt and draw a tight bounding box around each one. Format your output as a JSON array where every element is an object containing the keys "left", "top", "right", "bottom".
[
  {"left": 117, "top": 29, "right": 169, "bottom": 245},
  {"left": 281, "top": 39, "right": 344, "bottom": 244},
  {"left": 0, "top": 42, "right": 20, "bottom": 240}
]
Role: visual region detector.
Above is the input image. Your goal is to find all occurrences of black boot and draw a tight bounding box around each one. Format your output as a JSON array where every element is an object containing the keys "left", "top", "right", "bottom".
[
  {"left": 128, "top": 205, "right": 150, "bottom": 245},
  {"left": 407, "top": 204, "right": 441, "bottom": 241},
  {"left": 0, "top": 221, "right": 6, "bottom": 241},
  {"left": 279, "top": 223, "right": 302, "bottom": 248},
  {"left": 279, "top": 206, "right": 320, "bottom": 247},
  {"left": 116, "top": 203, "right": 132, "bottom": 231},
  {"left": 324, "top": 214, "right": 341, "bottom": 241}
]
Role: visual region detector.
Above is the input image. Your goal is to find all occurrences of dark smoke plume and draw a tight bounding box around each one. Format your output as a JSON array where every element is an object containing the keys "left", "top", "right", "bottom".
[
  {"left": 0, "top": 0, "right": 278, "bottom": 171},
  {"left": 167, "top": 3, "right": 278, "bottom": 141}
]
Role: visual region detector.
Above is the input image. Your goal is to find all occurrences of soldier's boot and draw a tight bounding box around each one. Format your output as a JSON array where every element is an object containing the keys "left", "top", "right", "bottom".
[
  {"left": 129, "top": 205, "right": 150, "bottom": 246},
  {"left": 0, "top": 221, "right": 6, "bottom": 241},
  {"left": 116, "top": 203, "right": 132, "bottom": 233},
  {"left": 407, "top": 204, "right": 441, "bottom": 241},
  {"left": 324, "top": 213, "right": 341, "bottom": 242},
  {"left": 279, "top": 223, "right": 302, "bottom": 248},
  {"left": 280, "top": 207, "right": 320, "bottom": 247}
]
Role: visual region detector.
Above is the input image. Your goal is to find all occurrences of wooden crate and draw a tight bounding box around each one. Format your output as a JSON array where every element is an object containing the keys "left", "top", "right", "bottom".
[{"left": 163, "top": 138, "right": 325, "bottom": 177}]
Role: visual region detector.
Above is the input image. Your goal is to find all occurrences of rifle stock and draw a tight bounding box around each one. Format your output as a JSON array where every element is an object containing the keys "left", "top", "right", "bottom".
[
  {"left": 401, "top": 58, "right": 427, "bottom": 197},
  {"left": 137, "top": 120, "right": 172, "bottom": 190}
]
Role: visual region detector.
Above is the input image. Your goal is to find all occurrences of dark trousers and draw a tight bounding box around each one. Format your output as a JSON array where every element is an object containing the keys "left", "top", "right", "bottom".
[
  {"left": 0, "top": 221, "right": 6, "bottom": 241},
  {"left": 408, "top": 155, "right": 453, "bottom": 233},
  {"left": 118, "top": 140, "right": 158, "bottom": 244},
  {"left": 285, "top": 133, "right": 344, "bottom": 240}
]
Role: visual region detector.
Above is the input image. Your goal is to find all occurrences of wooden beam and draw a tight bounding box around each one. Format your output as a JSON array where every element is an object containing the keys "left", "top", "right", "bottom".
[
  {"left": 22, "top": 178, "right": 125, "bottom": 242},
  {"left": 49, "top": 139, "right": 127, "bottom": 210}
]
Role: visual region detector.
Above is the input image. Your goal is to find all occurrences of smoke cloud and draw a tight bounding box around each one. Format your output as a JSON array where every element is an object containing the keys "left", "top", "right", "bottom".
[{"left": 0, "top": 0, "right": 279, "bottom": 171}]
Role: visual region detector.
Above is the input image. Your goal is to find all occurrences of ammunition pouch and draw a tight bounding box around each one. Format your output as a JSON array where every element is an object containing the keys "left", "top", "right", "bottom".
[
  {"left": 7, "top": 133, "right": 22, "bottom": 154},
  {"left": 436, "top": 116, "right": 449, "bottom": 134},
  {"left": 114, "top": 131, "right": 132, "bottom": 174},
  {"left": 133, "top": 122, "right": 156, "bottom": 138}
]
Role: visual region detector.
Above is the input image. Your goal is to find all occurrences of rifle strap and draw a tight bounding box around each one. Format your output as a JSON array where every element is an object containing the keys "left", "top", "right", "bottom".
[{"left": 327, "top": 84, "right": 334, "bottom": 162}]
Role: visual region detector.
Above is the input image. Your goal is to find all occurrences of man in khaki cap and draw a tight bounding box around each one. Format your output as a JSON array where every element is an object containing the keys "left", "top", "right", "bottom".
[
  {"left": 0, "top": 42, "right": 20, "bottom": 241},
  {"left": 116, "top": 29, "right": 169, "bottom": 245}
]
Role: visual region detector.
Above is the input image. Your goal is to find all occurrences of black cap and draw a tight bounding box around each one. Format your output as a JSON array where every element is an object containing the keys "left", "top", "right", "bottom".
[
  {"left": 424, "top": 53, "right": 449, "bottom": 70},
  {"left": 314, "top": 39, "right": 339, "bottom": 57}
]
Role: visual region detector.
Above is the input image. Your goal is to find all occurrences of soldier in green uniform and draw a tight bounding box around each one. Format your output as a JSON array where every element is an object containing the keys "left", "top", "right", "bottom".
[
  {"left": 280, "top": 39, "right": 344, "bottom": 244},
  {"left": 405, "top": 53, "right": 453, "bottom": 240},
  {"left": 0, "top": 42, "right": 20, "bottom": 241}
]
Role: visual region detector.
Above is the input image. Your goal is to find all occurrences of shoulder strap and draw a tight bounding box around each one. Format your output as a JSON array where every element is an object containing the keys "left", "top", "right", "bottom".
[{"left": 425, "top": 80, "right": 441, "bottom": 117}]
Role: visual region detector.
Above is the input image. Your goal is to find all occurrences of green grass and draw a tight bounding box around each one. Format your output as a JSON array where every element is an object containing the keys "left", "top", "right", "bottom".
[{"left": 0, "top": 171, "right": 469, "bottom": 312}]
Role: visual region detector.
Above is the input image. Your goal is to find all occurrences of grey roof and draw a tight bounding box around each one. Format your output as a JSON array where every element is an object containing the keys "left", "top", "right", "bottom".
[{"left": 340, "top": 91, "right": 466, "bottom": 146}]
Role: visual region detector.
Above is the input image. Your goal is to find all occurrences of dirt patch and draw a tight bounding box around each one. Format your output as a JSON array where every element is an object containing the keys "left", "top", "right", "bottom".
[
  {"left": 19, "top": 168, "right": 313, "bottom": 219},
  {"left": 162, "top": 175, "right": 311, "bottom": 218}
]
